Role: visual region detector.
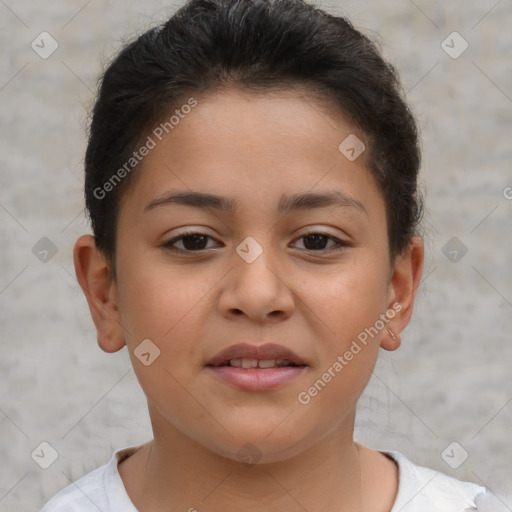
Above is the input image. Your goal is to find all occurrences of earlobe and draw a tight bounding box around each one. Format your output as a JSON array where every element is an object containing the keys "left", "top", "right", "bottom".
[
  {"left": 380, "top": 237, "right": 424, "bottom": 351},
  {"left": 380, "top": 326, "right": 401, "bottom": 351},
  {"left": 73, "top": 234, "right": 127, "bottom": 353}
]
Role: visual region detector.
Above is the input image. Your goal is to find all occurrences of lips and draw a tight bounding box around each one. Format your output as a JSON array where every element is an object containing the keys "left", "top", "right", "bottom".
[{"left": 206, "top": 342, "right": 307, "bottom": 368}]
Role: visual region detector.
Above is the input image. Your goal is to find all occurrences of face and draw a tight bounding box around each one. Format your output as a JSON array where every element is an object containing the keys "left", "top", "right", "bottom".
[{"left": 77, "top": 88, "right": 422, "bottom": 464}]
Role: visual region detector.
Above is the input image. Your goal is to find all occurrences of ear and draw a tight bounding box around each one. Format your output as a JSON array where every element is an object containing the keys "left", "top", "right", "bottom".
[
  {"left": 73, "top": 234, "right": 126, "bottom": 353},
  {"left": 380, "top": 236, "right": 424, "bottom": 351}
]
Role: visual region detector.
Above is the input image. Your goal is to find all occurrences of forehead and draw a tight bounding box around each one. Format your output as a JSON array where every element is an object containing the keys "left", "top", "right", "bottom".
[{"left": 118, "top": 88, "right": 384, "bottom": 221}]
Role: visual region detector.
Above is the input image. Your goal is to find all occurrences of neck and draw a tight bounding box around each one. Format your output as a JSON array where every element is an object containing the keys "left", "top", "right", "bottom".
[{"left": 123, "top": 405, "right": 363, "bottom": 512}]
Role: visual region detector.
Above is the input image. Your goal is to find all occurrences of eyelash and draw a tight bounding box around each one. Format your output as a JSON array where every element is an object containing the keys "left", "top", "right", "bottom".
[{"left": 163, "top": 230, "right": 349, "bottom": 254}]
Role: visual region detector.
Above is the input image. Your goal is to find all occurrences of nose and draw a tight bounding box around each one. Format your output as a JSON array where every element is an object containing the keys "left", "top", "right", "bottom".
[{"left": 217, "top": 238, "right": 295, "bottom": 323}]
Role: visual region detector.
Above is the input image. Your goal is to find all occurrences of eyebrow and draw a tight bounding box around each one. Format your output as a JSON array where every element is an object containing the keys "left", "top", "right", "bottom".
[{"left": 144, "top": 190, "right": 367, "bottom": 215}]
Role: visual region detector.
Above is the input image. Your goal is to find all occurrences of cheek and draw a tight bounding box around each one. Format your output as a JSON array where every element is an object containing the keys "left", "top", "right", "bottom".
[
  {"left": 116, "top": 262, "right": 211, "bottom": 410},
  {"left": 296, "top": 269, "right": 385, "bottom": 422},
  {"left": 303, "top": 259, "right": 389, "bottom": 345},
  {"left": 115, "top": 255, "right": 223, "bottom": 393},
  {"left": 117, "top": 253, "right": 208, "bottom": 339}
]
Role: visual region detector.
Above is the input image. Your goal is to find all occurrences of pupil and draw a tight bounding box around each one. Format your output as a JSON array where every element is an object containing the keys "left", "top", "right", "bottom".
[
  {"left": 304, "top": 234, "right": 327, "bottom": 250},
  {"left": 183, "top": 234, "right": 207, "bottom": 250}
]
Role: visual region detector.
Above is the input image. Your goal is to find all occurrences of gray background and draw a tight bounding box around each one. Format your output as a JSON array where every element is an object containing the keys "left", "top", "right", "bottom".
[{"left": 1, "top": 0, "right": 511, "bottom": 510}]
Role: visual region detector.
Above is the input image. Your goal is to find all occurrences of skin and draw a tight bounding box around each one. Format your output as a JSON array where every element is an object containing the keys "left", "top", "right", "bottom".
[{"left": 74, "top": 88, "right": 424, "bottom": 512}]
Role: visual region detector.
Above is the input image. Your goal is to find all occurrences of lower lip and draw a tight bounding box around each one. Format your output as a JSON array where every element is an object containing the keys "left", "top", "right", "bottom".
[{"left": 206, "top": 365, "right": 307, "bottom": 391}]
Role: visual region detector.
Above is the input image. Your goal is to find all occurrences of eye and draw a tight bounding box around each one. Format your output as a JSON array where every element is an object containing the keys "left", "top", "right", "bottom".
[
  {"left": 163, "top": 231, "right": 348, "bottom": 253},
  {"left": 163, "top": 231, "right": 218, "bottom": 252},
  {"left": 291, "top": 232, "right": 348, "bottom": 252}
]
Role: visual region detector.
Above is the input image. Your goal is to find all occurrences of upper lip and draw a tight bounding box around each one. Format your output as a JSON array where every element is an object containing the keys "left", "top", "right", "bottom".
[{"left": 206, "top": 342, "right": 307, "bottom": 367}]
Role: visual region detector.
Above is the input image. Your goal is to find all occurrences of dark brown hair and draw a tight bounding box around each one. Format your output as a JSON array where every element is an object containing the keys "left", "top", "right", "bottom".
[{"left": 84, "top": 0, "right": 423, "bottom": 277}]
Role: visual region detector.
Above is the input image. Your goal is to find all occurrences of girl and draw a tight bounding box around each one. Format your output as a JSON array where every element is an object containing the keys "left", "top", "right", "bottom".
[{"left": 41, "top": 0, "right": 500, "bottom": 510}]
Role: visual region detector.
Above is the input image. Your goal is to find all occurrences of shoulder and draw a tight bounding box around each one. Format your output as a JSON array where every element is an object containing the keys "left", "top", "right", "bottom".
[
  {"left": 39, "top": 463, "right": 109, "bottom": 511},
  {"left": 39, "top": 446, "right": 141, "bottom": 512},
  {"left": 384, "top": 450, "right": 488, "bottom": 512}
]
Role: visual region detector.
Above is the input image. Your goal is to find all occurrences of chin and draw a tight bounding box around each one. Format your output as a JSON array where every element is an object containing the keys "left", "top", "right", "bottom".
[{"left": 203, "top": 422, "right": 319, "bottom": 466}]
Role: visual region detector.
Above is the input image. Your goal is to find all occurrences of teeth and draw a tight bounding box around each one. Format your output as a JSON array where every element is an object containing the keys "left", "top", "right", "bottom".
[
  {"left": 241, "top": 358, "right": 258, "bottom": 368},
  {"left": 226, "top": 358, "right": 297, "bottom": 368},
  {"left": 257, "top": 359, "right": 276, "bottom": 368}
]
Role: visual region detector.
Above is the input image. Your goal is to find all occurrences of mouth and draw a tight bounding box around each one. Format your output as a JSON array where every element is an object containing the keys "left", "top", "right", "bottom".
[
  {"left": 208, "top": 358, "right": 304, "bottom": 369},
  {"left": 206, "top": 342, "right": 308, "bottom": 368},
  {"left": 205, "top": 342, "right": 308, "bottom": 391}
]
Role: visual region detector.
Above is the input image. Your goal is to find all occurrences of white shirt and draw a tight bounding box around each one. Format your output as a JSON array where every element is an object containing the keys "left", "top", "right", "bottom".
[{"left": 40, "top": 445, "right": 489, "bottom": 512}]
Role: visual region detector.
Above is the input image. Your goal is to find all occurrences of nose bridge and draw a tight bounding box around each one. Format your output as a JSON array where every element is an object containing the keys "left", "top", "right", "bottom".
[
  {"left": 235, "top": 234, "right": 268, "bottom": 265},
  {"left": 220, "top": 232, "right": 294, "bottom": 320},
  {"left": 234, "top": 233, "right": 283, "bottom": 288}
]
